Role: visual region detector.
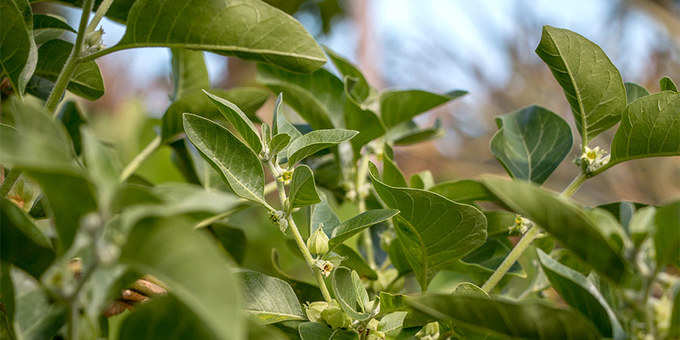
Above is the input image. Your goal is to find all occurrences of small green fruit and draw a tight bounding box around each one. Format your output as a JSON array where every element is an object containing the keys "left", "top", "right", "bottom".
[{"left": 307, "top": 227, "right": 329, "bottom": 255}]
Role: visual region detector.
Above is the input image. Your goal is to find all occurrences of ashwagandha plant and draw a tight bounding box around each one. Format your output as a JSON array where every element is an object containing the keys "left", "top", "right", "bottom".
[{"left": 1, "top": 0, "right": 679, "bottom": 338}]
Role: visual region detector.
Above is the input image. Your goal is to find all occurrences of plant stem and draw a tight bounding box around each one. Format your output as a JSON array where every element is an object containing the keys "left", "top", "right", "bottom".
[
  {"left": 356, "top": 154, "right": 376, "bottom": 269},
  {"left": 481, "top": 225, "right": 540, "bottom": 293},
  {"left": 84, "top": 0, "right": 114, "bottom": 34},
  {"left": 44, "top": 0, "right": 95, "bottom": 114},
  {"left": 119, "top": 136, "right": 162, "bottom": 182},
  {"left": 0, "top": 169, "right": 21, "bottom": 196},
  {"left": 68, "top": 303, "right": 78, "bottom": 340},
  {"left": 481, "top": 172, "right": 589, "bottom": 293},
  {"left": 266, "top": 160, "right": 332, "bottom": 302}
]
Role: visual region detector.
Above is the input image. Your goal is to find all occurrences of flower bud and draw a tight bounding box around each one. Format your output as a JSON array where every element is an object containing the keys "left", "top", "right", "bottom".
[
  {"left": 321, "top": 300, "right": 351, "bottom": 329},
  {"left": 307, "top": 227, "right": 329, "bottom": 256},
  {"left": 415, "top": 322, "right": 440, "bottom": 340},
  {"left": 304, "top": 301, "right": 328, "bottom": 323}
]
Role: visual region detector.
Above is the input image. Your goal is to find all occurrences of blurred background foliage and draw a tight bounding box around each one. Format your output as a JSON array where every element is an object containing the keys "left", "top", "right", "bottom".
[{"left": 7, "top": 0, "right": 680, "bottom": 283}]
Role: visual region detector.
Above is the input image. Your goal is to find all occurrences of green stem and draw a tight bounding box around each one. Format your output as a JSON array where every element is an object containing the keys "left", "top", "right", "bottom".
[
  {"left": 84, "top": 0, "right": 114, "bottom": 33},
  {"left": 44, "top": 0, "right": 95, "bottom": 114},
  {"left": 68, "top": 303, "right": 78, "bottom": 340},
  {"left": 481, "top": 172, "right": 588, "bottom": 293},
  {"left": 119, "top": 136, "right": 162, "bottom": 182},
  {"left": 266, "top": 160, "right": 332, "bottom": 302},
  {"left": 0, "top": 169, "right": 21, "bottom": 196},
  {"left": 356, "top": 154, "right": 376, "bottom": 269},
  {"left": 481, "top": 225, "right": 541, "bottom": 293}
]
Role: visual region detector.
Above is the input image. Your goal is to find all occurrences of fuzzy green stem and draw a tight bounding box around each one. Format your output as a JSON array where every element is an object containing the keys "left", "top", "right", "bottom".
[
  {"left": 560, "top": 172, "right": 587, "bottom": 197},
  {"left": 481, "top": 225, "right": 541, "bottom": 293},
  {"left": 45, "top": 0, "right": 94, "bottom": 114},
  {"left": 119, "top": 136, "right": 161, "bottom": 182},
  {"left": 267, "top": 160, "right": 332, "bottom": 302},
  {"left": 68, "top": 303, "right": 78, "bottom": 340},
  {"left": 0, "top": 169, "right": 21, "bottom": 197},
  {"left": 356, "top": 154, "right": 376, "bottom": 269},
  {"left": 85, "top": 0, "right": 114, "bottom": 33}
]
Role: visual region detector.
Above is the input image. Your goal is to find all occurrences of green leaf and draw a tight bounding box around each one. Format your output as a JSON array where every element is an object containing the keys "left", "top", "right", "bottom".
[
  {"left": 114, "top": 0, "right": 326, "bottom": 73},
  {"left": 490, "top": 105, "right": 572, "bottom": 184},
  {"left": 271, "top": 248, "right": 324, "bottom": 303},
  {"left": 535, "top": 25, "right": 625, "bottom": 146},
  {"left": 310, "top": 201, "right": 341, "bottom": 237},
  {"left": 537, "top": 249, "right": 624, "bottom": 339},
  {"left": 35, "top": 39, "right": 104, "bottom": 100},
  {"left": 118, "top": 295, "right": 216, "bottom": 340},
  {"left": 480, "top": 177, "right": 628, "bottom": 283},
  {"left": 289, "top": 165, "right": 321, "bottom": 209},
  {"left": 484, "top": 211, "right": 515, "bottom": 237},
  {"left": 410, "top": 171, "right": 434, "bottom": 190},
  {"left": 461, "top": 237, "right": 523, "bottom": 276},
  {"left": 380, "top": 90, "right": 466, "bottom": 128},
  {"left": 453, "top": 282, "right": 488, "bottom": 297},
  {"left": 32, "top": 13, "right": 75, "bottom": 45},
  {"left": 299, "top": 322, "right": 333, "bottom": 340},
  {"left": 628, "top": 206, "right": 656, "bottom": 248},
  {"left": 272, "top": 93, "right": 301, "bottom": 138},
  {"left": 183, "top": 113, "right": 266, "bottom": 206},
  {"left": 382, "top": 156, "right": 407, "bottom": 187},
  {"left": 660, "top": 76, "right": 678, "bottom": 92},
  {"left": 162, "top": 87, "right": 268, "bottom": 143},
  {"left": 343, "top": 87, "right": 384, "bottom": 155},
  {"left": 120, "top": 216, "right": 243, "bottom": 340},
  {"left": 323, "top": 47, "right": 372, "bottom": 104},
  {"left": 270, "top": 133, "right": 291, "bottom": 155},
  {"left": 286, "top": 129, "right": 357, "bottom": 166},
  {"left": 14, "top": 285, "right": 66, "bottom": 340},
  {"left": 387, "top": 119, "right": 444, "bottom": 146},
  {"left": 378, "top": 312, "right": 408, "bottom": 337},
  {"left": 670, "top": 284, "right": 680, "bottom": 338},
  {"left": 331, "top": 267, "right": 372, "bottom": 320},
  {"left": 239, "top": 270, "right": 305, "bottom": 324},
  {"left": 609, "top": 92, "right": 680, "bottom": 167},
  {"left": 369, "top": 163, "right": 487, "bottom": 289},
  {"left": 0, "top": 198, "right": 54, "bottom": 278},
  {"left": 204, "top": 90, "right": 263, "bottom": 154},
  {"left": 429, "top": 179, "right": 496, "bottom": 204},
  {"left": 624, "top": 82, "right": 649, "bottom": 104},
  {"left": 406, "top": 294, "right": 600, "bottom": 340},
  {"left": 257, "top": 64, "right": 342, "bottom": 129},
  {"left": 329, "top": 209, "right": 399, "bottom": 250},
  {"left": 653, "top": 201, "right": 680, "bottom": 267},
  {"left": 57, "top": 100, "right": 87, "bottom": 155},
  {"left": 333, "top": 245, "right": 377, "bottom": 281},
  {"left": 171, "top": 48, "right": 210, "bottom": 100},
  {"left": 0, "top": 0, "right": 37, "bottom": 96},
  {"left": 209, "top": 223, "right": 246, "bottom": 264}
]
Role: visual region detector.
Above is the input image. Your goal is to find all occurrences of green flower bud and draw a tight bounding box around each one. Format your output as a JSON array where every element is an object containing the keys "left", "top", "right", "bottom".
[
  {"left": 321, "top": 300, "right": 351, "bottom": 329},
  {"left": 366, "top": 318, "right": 379, "bottom": 331},
  {"left": 304, "top": 301, "right": 328, "bottom": 323},
  {"left": 307, "top": 227, "right": 329, "bottom": 255},
  {"left": 415, "top": 322, "right": 439, "bottom": 340}
]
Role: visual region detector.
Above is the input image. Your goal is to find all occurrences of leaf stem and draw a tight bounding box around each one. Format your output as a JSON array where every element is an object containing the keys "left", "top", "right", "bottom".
[
  {"left": 67, "top": 302, "right": 78, "bottom": 340},
  {"left": 356, "top": 154, "right": 376, "bottom": 269},
  {"left": 481, "top": 171, "right": 589, "bottom": 293},
  {"left": 84, "top": 0, "right": 114, "bottom": 34},
  {"left": 119, "top": 135, "right": 162, "bottom": 182},
  {"left": 0, "top": 169, "right": 21, "bottom": 197},
  {"left": 44, "top": 0, "right": 95, "bottom": 114},
  {"left": 481, "top": 225, "right": 541, "bottom": 293},
  {"left": 266, "top": 160, "right": 332, "bottom": 302}
]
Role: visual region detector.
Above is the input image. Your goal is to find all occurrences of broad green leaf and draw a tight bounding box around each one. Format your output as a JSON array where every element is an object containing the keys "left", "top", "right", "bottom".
[
  {"left": 149, "top": 183, "right": 245, "bottom": 218},
  {"left": 0, "top": 198, "right": 54, "bottom": 278},
  {"left": 32, "top": 13, "right": 75, "bottom": 45},
  {"left": 490, "top": 105, "right": 572, "bottom": 184},
  {"left": 324, "top": 47, "right": 372, "bottom": 104},
  {"left": 406, "top": 294, "right": 600, "bottom": 340},
  {"left": 114, "top": 0, "right": 326, "bottom": 73},
  {"left": 379, "top": 292, "right": 431, "bottom": 328},
  {"left": 35, "top": 39, "right": 104, "bottom": 100},
  {"left": 410, "top": 170, "right": 434, "bottom": 190},
  {"left": 299, "top": 322, "right": 332, "bottom": 340},
  {"left": 378, "top": 312, "right": 408, "bottom": 337},
  {"left": 162, "top": 87, "right": 268, "bottom": 142},
  {"left": 331, "top": 267, "right": 372, "bottom": 320},
  {"left": 120, "top": 216, "right": 243, "bottom": 340},
  {"left": 239, "top": 270, "right": 305, "bottom": 324},
  {"left": 537, "top": 249, "right": 624, "bottom": 339},
  {"left": 57, "top": 100, "right": 87, "bottom": 155},
  {"left": 14, "top": 285, "right": 66, "bottom": 340},
  {"left": 171, "top": 49, "right": 210, "bottom": 100},
  {"left": 329, "top": 209, "right": 399, "bottom": 250},
  {"left": 272, "top": 93, "right": 302, "bottom": 138},
  {"left": 205, "top": 90, "right": 263, "bottom": 154},
  {"left": 289, "top": 165, "right": 321, "bottom": 209},
  {"left": 624, "top": 82, "right": 649, "bottom": 103},
  {"left": 333, "top": 245, "right": 377, "bottom": 280},
  {"left": 380, "top": 90, "right": 466, "bottom": 128},
  {"left": 257, "top": 64, "right": 342, "bottom": 129},
  {"left": 82, "top": 128, "right": 122, "bottom": 198},
  {"left": 453, "top": 282, "right": 488, "bottom": 297},
  {"left": 270, "top": 133, "right": 291, "bottom": 155},
  {"left": 628, "top": 206, "right": 656, "bottom": 248},
  {"left": 660, "top": 76, "right": 678, "bottom": 92},
  {"left": 461, "top": 237, "right": 523, "bottom": 276},
  {"left": 270, "top": 248, "right": 324, "bottom": 303},
  {"left": 484, "top": 211, "right": 515, "bottom": 237},
  {"left": 597, "top": 201, "right": 643, "bottom": 231},
  {"left": 609, "top": 92, "right": 680, "bottom": 167},
  {"left": 118, "top": 295, "right": 216, "bottom": 340},
  {"left": 535, "top": 25, "right": 626, "bottom": 146},
  {"left": 209, "top": 223, "right": 246, "bottom": 264},
  {"left": 310, "top": 201, "right": 341, "bottom": 236},
  {"left": 382, "top": 155, "right": 407, "bottom": 187},
  {"left": 480, "top": 177, "right": 628, "bottom": 283},
  {"left": 343, "top": 86, "right": 384, "bottom": 155},
  {"left": 387, "top": 119, "right": 444, "bottom": 146},
  {"left": 429, "top": 179, "right": 496, "bottom": 204},
  {"left": 0, "top": 0, "right": 37, "bottom": 96},
  {"left": 369, "top": 163, "right": 487, "bottom": 289},
  {"left": 183, "top": 113, "right": 266, "bottom": 205},
  {"left": 653, "top": 201, "right": 680, "bottom": 267},
  {"left": 286, "top": 129, "right": 357, "bottom": 166}
]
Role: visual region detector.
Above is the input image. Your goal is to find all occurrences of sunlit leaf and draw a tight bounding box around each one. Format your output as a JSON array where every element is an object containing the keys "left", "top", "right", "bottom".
[
  {"left": 624, "top": 82, "right": 649, "bottom": 104},
  {"left": 204, "top": 90, "right": 263, "bottom": 154},
  {"left": 286, "top": 129, "right": 357, "bottom": 166},
  {"left": 289, "top": 165, "right": 321, "bottom": 209},
  {"left": 171, "top": 48, "right": 210, "bottom": 100},
  {"left": 660, "top": 76, "right": 678, "bottom": 92},
  {"left": 329, "top": 209, "right": 399, "bottom": 250},
  {"left": 239, "top": 270, "right": 305, "bottom": 324}
]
